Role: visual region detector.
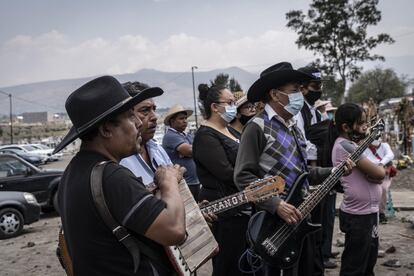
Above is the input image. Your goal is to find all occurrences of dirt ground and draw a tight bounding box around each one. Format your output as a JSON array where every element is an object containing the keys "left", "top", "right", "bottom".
[{"left": 1, "top": 156, "right": 413, "bottom": 276}]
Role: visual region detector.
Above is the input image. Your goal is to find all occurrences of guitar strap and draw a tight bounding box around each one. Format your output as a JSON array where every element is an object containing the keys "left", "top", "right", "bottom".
[{"left": 90, "top": 161, "right": 172, "bottom": 274}]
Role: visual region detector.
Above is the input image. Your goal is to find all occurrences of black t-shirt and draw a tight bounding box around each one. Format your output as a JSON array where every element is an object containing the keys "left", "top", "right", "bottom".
[
  {"left": 58, "top": 150, "right": 170, "bottom": 276},
  {"left": 193, "top": 125, "right": 239, "bottom": 202}
]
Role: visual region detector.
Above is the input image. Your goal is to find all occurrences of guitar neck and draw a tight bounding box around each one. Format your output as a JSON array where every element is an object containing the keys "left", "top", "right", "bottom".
[
  {"left": 297, "top": 130, "right": 379, "bottom": 217},
  {"left": 200, "top": 191, "right": 249, "bottom": 215}
]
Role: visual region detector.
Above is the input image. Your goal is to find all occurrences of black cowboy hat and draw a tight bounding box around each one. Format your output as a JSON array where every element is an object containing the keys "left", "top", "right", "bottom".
[
  {"left": 247, "top": 62, "right": 312, "bottom": 102},
  {"left": 53, "top": 75, "right": 163, "bottom": 154}
]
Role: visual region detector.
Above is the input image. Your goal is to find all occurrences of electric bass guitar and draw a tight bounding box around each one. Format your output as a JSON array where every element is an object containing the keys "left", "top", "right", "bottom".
[{"left": 246, "top": 119, "right": 385, "bottom": 269}]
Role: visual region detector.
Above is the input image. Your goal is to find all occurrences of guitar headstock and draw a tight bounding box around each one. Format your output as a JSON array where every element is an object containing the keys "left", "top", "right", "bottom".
[
  {"left": 244, "top": 176, "right": 285, "bottom": 203},
  {"left": 368, "top": 119, "right": 385, "bottom": 139}
]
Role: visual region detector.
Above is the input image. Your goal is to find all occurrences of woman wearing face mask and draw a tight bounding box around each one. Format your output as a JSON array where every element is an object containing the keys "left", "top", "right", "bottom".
[
  {"left": 229, "top": 95, "right": 257, "bottom": 139},
  {"left": 193, "top": 83, "right": 250, "bottom": 276}
]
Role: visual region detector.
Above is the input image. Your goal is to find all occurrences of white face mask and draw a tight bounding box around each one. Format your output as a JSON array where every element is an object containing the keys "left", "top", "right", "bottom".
[
  {"left": 371, "top": 139, "right": 381, "bottom": 147},
  {"left": 219, "top": 104, "right": 237, "bottom": 123},
  {"left": 278, "top": 91, "right": 304, "bottom": 116}
]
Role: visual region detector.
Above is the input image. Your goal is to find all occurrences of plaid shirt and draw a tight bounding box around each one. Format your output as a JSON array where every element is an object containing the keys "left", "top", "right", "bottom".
[{"left": 255, "top": 105, "right": 309, "bottom": 197}]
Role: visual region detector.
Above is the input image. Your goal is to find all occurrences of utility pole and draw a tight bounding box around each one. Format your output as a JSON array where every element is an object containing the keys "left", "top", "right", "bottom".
[
  {"left": 0, "top": 90, "right": 13, "bottom": 144},
  {"left": 191, "top": 66, "right": 199, "bottom": 128}
]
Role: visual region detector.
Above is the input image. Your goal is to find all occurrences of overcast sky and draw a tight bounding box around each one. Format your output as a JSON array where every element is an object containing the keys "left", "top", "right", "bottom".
[{"left": 0, "top": 0, "right": 413, "bottom": 87}]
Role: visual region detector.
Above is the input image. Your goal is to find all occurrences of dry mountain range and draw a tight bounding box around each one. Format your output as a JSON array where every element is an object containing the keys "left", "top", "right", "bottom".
[{"left": 0, "top": 67, "right": 257, "bottom": 116}]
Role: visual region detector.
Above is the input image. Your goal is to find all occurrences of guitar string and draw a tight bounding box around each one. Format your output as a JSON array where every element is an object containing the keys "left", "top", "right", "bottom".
[
  {"left": 268, "top": 135, "right": 373, "bottom": 248},
  {"left": 264, "top": 129, "right": 379, "bottom": 251},
  {"left": 264, "top": 166, "right": 345, "bottom": 249},
  {"left": 267, "top": 134, "right": 375, "bottom": 249},
  {"left": 267, "top": 166, "right": 345, "bottom": 249}
]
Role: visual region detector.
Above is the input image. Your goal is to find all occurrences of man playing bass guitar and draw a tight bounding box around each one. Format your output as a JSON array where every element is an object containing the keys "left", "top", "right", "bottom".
[{"left": 234, "top": 62, "right": 354, "bottom": 276}]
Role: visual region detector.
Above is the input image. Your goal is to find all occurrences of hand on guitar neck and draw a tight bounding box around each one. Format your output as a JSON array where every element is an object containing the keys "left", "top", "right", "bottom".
[
  {"left": 276, "top": 201, "right": 302, "bottom": 225},
  {"left": 275, "top": 158, "right": 354, "bottom": 225},
  {"left": 339, "top": 158, "right": 356, "bottom": 176},
  {"left": 199, "top": 200, "right": 218, "bottom": 227}
]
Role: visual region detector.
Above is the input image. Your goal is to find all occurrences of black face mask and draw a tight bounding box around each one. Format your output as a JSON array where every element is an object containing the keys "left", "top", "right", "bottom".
[
  {"left": 304, "top": 90, "right": 322, "bottom": 106},
  {"left": 240, "top": 114, "right": 255, "bottom": 125},
  {"left": 349, "top": 129, "right": 367, "bottom": 143}
]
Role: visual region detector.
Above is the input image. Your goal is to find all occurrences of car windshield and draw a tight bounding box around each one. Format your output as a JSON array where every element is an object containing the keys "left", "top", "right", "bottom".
[{"left": 0, "top": 157, "right": 30, "bottom": 177}]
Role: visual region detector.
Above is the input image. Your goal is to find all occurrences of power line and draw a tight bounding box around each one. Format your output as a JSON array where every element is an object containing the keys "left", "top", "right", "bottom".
[
  {"left": 12, "top": 95, "right": 61, "bottom": 111},
  {"left": 0, "top": 90, "right": 61, "bottom": 112},
  {"left": 159, "top": 71, "right": 188, "bottom": 86}
]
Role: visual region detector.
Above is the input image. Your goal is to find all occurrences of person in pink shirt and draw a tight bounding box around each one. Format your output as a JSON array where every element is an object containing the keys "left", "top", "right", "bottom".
[{"left": 331, "top": 103, "right": 385, "bottom": 276}]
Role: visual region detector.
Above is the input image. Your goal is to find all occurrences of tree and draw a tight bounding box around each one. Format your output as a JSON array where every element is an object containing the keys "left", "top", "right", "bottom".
[
  {"left": 210, "top": 73, "right": 243, "bottom": 92},
  {"left": 286, "top": 0, "right": 394, "bottom": 103},
  {"left": 322, "top": 75, "right": 344, "bottom": 107},
  {"left": 348, "top": 68, "right": 408, "bottom": 104},
  {"left": 210, "top": 73, "right": 229, "bottom": 87},
  {"left": 229, "top": 77, "right": 242, "bottom": 92}
]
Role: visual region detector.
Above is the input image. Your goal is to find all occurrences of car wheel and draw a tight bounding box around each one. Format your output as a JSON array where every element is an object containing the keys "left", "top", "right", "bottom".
[
  {"left": 0, "top": 208, "right": 24, "bottom": 239},
  {"left": 53, "top": 192, "right": 60, "bottom": 215}
]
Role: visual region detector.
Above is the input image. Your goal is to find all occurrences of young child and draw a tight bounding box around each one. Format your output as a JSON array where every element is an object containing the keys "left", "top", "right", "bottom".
[{"left": 331, "top": 103, "right": 385, "bottom": 276}]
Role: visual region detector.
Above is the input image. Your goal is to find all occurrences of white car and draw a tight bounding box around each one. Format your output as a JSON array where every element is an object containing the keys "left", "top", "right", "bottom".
[
  {"left": 0, "top": 145, "right": 49, "bottom": 163},
  {"left": 30, "top": 144, "right": 63, "bottom": 161}
]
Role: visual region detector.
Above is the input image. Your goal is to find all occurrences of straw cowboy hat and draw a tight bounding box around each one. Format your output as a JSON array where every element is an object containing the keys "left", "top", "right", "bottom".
[
  {"left": 53, "top": 75, "right": 163, "bottom": 154},
  {"left": 314, "top": 99, "right": 331, "bottom": 109},
  {"left": 325, "top": 102, "right": 338, "bottom": 112},
  {"left": 236, "top": 95, "right": 248, "bottom": 108},
  {"left": 164, "top": 104, "right": 193, "bottom": 126},
  {"left": 247, "top": 62, "right": 312, "bottom": 102}
]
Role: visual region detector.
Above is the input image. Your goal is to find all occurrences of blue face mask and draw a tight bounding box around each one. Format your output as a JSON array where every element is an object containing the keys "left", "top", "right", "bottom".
[
  {"left": 279, "top": 91, "right": 304, "bottom": 116},
  {"left": 220, "top": 104, "right": 237, "bottom": 123}
]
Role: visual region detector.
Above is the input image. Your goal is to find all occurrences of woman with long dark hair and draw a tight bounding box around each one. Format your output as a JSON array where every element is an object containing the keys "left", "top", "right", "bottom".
[
  {"left": 193, "top": 83, "right": 249, "bottom": 276},
  {"left": 330, "top": 103, "right": 385, "bottom": 276}
]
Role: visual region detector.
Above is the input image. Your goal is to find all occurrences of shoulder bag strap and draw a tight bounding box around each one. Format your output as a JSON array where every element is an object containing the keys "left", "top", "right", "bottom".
[{"left": 90, "top": 161, "right": 171, "bottom": 273}]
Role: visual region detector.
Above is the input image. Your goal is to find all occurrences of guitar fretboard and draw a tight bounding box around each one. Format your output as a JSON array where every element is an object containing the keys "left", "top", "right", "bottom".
[
  {"left": 297, "top": 129, "right": 380, "bottom": 217},
  {"left": 200, "top": 191, "right": 248, "bottom": 215}
]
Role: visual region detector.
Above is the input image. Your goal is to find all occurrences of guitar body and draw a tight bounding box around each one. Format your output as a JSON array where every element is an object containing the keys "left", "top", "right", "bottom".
[
  {"left": 247, "top": 211, "right": 320, "bottom": 269},
  {"left": 247, "top": 172, "right": 320, "bottom": 269}
]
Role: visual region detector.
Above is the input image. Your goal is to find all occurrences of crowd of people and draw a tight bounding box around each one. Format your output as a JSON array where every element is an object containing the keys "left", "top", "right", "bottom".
[{"left": 54, "top": 61, "right": 395, "bottom": 276}]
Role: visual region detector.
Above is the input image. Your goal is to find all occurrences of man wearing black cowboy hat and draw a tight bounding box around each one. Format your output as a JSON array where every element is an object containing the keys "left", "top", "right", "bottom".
[
  {"left": 234, "top": 62, "right": 354, "bottom": 276},
  {"left": 55, "top": 76, "right": 186, "bottom": 275}
]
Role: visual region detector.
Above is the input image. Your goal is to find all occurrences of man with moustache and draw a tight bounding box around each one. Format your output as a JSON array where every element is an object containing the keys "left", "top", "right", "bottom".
[
  {"left": 55, "top": 76, "right": 186, "bottom": 275},
  {"left": 120, "top": 81, "right": 173, "bottom": 187}
]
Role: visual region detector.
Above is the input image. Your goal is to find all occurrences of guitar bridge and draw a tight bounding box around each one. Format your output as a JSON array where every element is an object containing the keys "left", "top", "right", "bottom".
[{"left": 262, "top": 238, "right": 278, "bottom": 256}]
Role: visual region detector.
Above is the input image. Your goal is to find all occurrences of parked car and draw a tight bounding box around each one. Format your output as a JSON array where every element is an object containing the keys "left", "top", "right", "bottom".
[
  {"left": 0, "top": 154, "right": 63, "bottom": 213},
  {"left": 30, "top": 144, "right": 63, "bottom": 161},
  {"left": 0, "top": 144, "right": 49, "bottom": 164},
  {"left": 0, "top": 148, "right": 43, "bottom": 166},
  {"left": 0, "top": 191, "right": 41, "bottom": 239}
]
